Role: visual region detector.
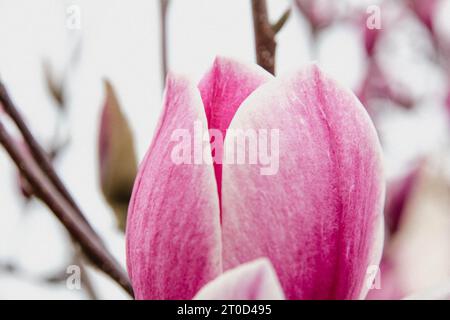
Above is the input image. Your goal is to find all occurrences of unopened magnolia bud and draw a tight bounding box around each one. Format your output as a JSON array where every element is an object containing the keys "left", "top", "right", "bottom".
[{"left": 98, "top": 79, "right": 138, "bottom": 231}]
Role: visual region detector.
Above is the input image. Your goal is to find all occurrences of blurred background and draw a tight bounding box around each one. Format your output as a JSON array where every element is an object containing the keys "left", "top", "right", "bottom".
[{"left": 0, "top": 0, "right": 449, "bottom": 299}]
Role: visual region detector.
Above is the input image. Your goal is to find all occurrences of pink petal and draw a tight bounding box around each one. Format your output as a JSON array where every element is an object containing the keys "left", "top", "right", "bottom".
[
  {"left": 126, "top": 74, "right": 222, "bottom": 300},
  {"left": 199, "top": 57, "right": 272, "bottom": 198},
  {"left": 221, "top": 64, "right": 385, "bottom": 300},
  {"left": 194, "top": 258, "right": 285, "bottom": 300}
]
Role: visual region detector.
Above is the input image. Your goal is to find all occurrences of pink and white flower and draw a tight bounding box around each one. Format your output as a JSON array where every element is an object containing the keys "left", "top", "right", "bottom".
[{"left": 126, "top": 57, "right": 385, "bottom": 300}]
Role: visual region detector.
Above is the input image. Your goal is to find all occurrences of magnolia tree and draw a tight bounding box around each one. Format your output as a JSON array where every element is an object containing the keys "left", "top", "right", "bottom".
[{"left": 0, "top": 0, "right": 449, "bottom": 300}]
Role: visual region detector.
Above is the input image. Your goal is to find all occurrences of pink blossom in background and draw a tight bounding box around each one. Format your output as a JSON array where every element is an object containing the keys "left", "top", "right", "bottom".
[
  {"left": 294, "top": 0, "right": 336, "bottom": 34},
  {"left": 363, "top": 25, "right": 381, "bottom": 58},
  {"left": 126, "top": 57, "right": 385, "bottom": 300},
  {"left": 357, "top": 4, "right": 385, "bottom": 59},
  {"left": 408, "top": 0, "right": 439, "bottom": 33},
  {"left": 369, "top": 160, "right": 450, "bottom": 300},
  {"left": 358, "top": 61, "right": 415, "bottom": 112}
]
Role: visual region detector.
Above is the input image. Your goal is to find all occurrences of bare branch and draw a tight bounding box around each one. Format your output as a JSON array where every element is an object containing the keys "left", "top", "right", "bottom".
[
  {"left": 0, "top": 83, "right": 133, "bottom": 297},
  {"left": 0, "top": 81, "right": 100, "bottom": 240},
  {"left": 251, "top": 0, "right": 276, "bottom": 75}
]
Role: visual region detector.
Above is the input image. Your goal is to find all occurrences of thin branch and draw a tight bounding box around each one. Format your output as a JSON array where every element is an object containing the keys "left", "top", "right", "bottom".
[
  {"left": 0, "top": 120, "right": 133, "bottom": 296},
  {"left": 0, "top": 87, "right": 133, "bottom": 297},
  {"left": 160, "top": 0, "right": 170, "bottom": 86},
  {"left": 0, "top": 81, "right": 102, "bottom": 243}
]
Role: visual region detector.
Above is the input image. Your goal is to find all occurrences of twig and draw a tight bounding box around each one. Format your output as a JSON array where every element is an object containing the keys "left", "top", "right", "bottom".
[
  {"left": 0, "top": 80, "right": 118, "bottom": 296},
  {"left": 0, "top": 81, "right": 106, "bottom": 249},
  {"left": 0, "top": 97, "right": 133, "bottom": 297},
  {"left": 272, "top": 7, "right": 291, "bottom": 34},
  {"left": 0, "top": 81, "right": 100, "bottom": 241},
  {"left": 159, "top": 0, "right": 170, "bottom": 86}
]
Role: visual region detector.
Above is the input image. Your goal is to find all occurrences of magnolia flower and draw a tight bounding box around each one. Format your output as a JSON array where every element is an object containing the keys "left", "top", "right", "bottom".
[{"left": 126, "top": 57, "right": 385, "bottom": 300}]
